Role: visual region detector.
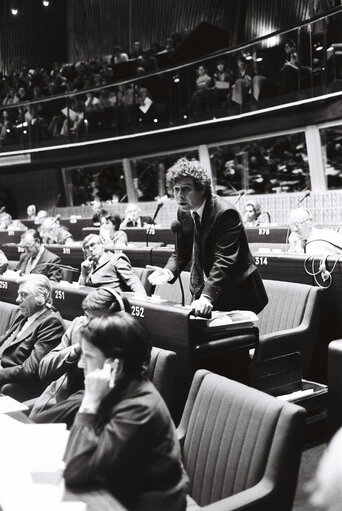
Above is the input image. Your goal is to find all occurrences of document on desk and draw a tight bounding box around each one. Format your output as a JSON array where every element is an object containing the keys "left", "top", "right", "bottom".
[
  {"left": 0, "top": 394, "right": 29, "bottom": 413},
  {"left": 0, "top": 423, "right": 70, "bottom": 511}
]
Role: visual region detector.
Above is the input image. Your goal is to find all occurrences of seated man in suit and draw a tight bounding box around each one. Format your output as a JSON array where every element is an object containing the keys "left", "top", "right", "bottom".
[
  {"left": 78, "top": 234, "right": 146, "bottom": 295},
  {"left": 0, "top": 274, "right": 65, "bottom": 400},
  {"left": 120, "top": 203, "right": 154, "bottom": 228},
  {"left": 30, "top": 287, "right": 130, "bottom": 426},
  {"left": 41, "top": 217, "right": 74, "bottom": 246},
  {"left": 16, "top": 229, "right": 62, "bottom": 282}
]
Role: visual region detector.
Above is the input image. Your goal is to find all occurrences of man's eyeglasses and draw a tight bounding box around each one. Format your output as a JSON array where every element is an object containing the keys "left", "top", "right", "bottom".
[{"left": 20, "top": 241, "right": 36, "bottom": 249}]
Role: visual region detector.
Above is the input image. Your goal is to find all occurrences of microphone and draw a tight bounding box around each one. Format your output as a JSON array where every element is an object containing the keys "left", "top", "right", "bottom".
[
  {"left": 297, "top": 190, "right": 310, "bottom": 205},
  {"left": 30, "top": 262, "right": 80, "bottom": 281},
  {"left": 234, "top": 190, "right": 245, "bottom": 205},
  {"left": 51, "top": 194, "right": 61, "bottom": 216},
  {"left": 146, "top": 202, "right": 164, "bottom": 247},
  {"left": 170, "top": 220, "right": 185, "bottom": 307}
]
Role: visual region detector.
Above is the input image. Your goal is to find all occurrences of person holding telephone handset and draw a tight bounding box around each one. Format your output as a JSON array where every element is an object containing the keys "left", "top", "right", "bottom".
[{"left": 64, "top": 312, "right": 188, "bottom": 511}]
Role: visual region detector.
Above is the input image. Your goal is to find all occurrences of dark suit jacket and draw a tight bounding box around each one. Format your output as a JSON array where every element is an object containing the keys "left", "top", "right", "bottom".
[
  {"left": 0, "top": 308, "right": 65, "bottom": 395},
  {"left": 165, "top": 195, "right": 268, "bottom": 313},
  {"left": 126, "top": 215, "right": 154, "bottom": 227},
  {"left": 16, "top": 247, "right": 62, "bottom": 282}
]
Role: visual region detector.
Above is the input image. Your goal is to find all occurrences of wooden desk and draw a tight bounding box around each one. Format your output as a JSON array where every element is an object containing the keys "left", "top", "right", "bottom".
[
  {"left": 82, "top": 227, "right": 175, "bottom": 246},
  {"left": 0, "top": 229, "right": 26, "bottom": 245}
]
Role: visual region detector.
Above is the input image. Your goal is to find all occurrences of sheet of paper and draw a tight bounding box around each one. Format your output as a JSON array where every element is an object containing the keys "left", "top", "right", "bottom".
[{"left": 0, "top": 394, "right": 29, "bottom": 413}]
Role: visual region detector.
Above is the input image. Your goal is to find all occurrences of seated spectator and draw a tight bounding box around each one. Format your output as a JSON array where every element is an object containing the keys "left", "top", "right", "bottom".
[
  {"left": 2, "top": 88, "right": 19, "bottom": 106},
  {"left": 79, "top": 234, "right": 146, "bottom": 294},
  {"left": 288, "top": 207, "right": 342, "bottom": 254},
  {"left": 41, "top": 217, "right": 74, "bottom": 246},
  {"left": 16, "top": 229, "right": 62, "bottom": 282},
  {"left": 120, "top": 203, "right": 153, "bottom": 228},
  {"left": 26, "top": 204, "right": 36, "bottom": 220},
  {"left": 243, "top": 201, "right": 262, "bottom": 227},
  {"left": 63, "top": 313, "right": 188, "bottom": 510},
  {"left": 212, "top": 58, "right": 231, "bottom": 109},
  {"left": 136, "top": 87, "right": 157, "bottom": 125},
  {"left": 30, "top": 287, "right": 130, "bottom": 426},
  {"left": 0, "top": 274, "right": 65, "bottom": 401},
  {"left": 0, "top": 249, "right": 9, "bottom": 274},
  {"left": 60, "top": 99, "right": 85, "bottom": 138},
  {"left": 34, "top": 210, "right": 48, "bottom": 235},
  {"left": 100, "top": 214, "right": 128, "bottom": 249},
  {"left": 232, "top": 56, "right": 252, "bottom": 106},
  {"left": 91, "top": 199, "right": 108, "bottom": 226},
  {"left": 0, "top": 212, "right": 27, "bottom": 231},
  {"left": 0, "top": 109, "right": 16, "bottom": 146},
  {"left": 190, "top": 64, "right": 212, "bottom": 115},
  {"left": 280, "top": 38, "right": 299, "bottom": 95},
  {"left": 112, "top": 46, "right": 129, "bottom": 65},
  {"left": 130, "top": 41, "right": 144, "bottom": 60}
]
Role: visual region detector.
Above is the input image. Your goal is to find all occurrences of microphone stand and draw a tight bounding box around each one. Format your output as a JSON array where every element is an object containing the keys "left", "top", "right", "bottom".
[{"left": 146, "top": 203, "right": 163, "bottom": 247}]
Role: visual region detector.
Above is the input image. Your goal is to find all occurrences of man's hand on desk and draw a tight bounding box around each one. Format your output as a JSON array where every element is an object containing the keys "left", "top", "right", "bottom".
[
  {"left": 147, "top": 265, "right": 172, "bottom": 286},
  {"left": 191, "top": 296, "right": 213, "bottom": 318}
]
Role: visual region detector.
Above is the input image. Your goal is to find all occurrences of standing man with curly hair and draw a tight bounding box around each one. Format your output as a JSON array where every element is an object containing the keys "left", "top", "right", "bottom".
[{"left": 149, "top": 157, "right": 268, "bottom": 317}]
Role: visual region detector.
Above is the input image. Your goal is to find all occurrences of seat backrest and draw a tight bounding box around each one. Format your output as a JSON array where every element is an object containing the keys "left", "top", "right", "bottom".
[
  {"left": 258, "top": 279, "right": 314, "bottom": 335},
  {"left": 147, "top": 346, "right": 177, "bottom": 410},
  {"left": 133, "top": 266, "right": 153, "bottom": 296},
  {"left": 178, "top": 370, "right": 305, "bottom": 510},
  {"left": 0, "top": 301, "right": 19, "bottom": 336},
  {"left": 154, "top": 271, "right": 192, "bottom": 305}
]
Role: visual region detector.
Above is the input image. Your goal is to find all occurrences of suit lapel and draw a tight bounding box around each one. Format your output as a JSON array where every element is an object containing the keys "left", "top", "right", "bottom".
[
  {"left": 200, "top": 197, "right": 215, "bottom": 260},
  {"left": 9, "top": 309, "right": 48, "bottom": 347},
  {"left": 91, "top": 253, "right": 111, "bottom": 275}
]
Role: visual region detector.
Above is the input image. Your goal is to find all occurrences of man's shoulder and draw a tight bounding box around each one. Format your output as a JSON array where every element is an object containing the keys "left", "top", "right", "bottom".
[
  {"left": 39, "top": 308, "right": 65, "bottom": 328},
  {"left": 42, "top": 247, "right": 60, "bottom": 262}
]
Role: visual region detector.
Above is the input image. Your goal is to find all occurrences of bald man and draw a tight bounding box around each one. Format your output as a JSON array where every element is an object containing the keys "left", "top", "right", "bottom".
[{"left": 288, "top": 207, "right": 342, "bottom": 255}]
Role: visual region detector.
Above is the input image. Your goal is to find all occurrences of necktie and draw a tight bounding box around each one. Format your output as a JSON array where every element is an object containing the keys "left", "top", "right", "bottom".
[{"left": 190, "top": 212, "right": 204, "bottom": 300}]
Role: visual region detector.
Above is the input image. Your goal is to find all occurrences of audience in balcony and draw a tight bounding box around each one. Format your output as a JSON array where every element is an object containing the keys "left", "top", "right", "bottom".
[
  {"left": 190, "top": 64, "right": 212, "bottom": 115},
  {"left": 280, "top": 38, "right": 299, "bottom": 94},
  {"left": 112, "top": 46, "right": 129, "bottom": 65},
  {"left": 212, "top": 58, "right": 231, "bottom": 109},
  {"left": 231, "top": 56, "right": 252, "bottom": 106}
]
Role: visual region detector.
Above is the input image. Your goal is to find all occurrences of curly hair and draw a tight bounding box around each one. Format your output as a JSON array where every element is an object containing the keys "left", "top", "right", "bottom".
[{"left": 166, "top": 157, "right": 212, "bottom": 197}]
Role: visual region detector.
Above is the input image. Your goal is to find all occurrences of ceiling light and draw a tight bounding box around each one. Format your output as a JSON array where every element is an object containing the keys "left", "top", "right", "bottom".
[
  {"left": 42, "top": 0, "right": 50, "bottom": 6},
  {"left": 11, "top": 7, "right": 18, "bottom": 15}
]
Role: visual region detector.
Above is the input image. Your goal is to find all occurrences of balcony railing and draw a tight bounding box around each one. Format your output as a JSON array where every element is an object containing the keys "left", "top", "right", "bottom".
[{"left": 1, "top": 6, "right": 342, "bottom": 154}]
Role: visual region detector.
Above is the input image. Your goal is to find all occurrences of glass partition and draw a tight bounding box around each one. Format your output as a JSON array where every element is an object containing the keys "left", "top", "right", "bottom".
[
  {"left": 320, "top": 125, "right": 342, "bottom": 189},
  {"left": 209, "top": 131, "right": 310, "bottom": 195},
  {"left": 0, "top": 8, "right": 341, "bottom": 153}
]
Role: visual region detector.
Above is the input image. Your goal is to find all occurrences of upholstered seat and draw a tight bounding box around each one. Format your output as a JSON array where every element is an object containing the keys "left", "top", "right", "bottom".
[
  {"left": 253, "top": 279, "right": 322, "bottom": 378},
  {"left": 133, "top": 266, "right": 153, "bottom": 295},
  {"left": 147, "top": 346, "right": 177, "bottom": 411},
  {"left": 178, "top": 370, "right": 305, "bottom": 511}
]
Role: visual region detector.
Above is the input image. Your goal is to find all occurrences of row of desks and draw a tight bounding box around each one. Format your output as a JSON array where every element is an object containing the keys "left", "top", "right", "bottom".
[
  {"left": 0, "top": 275, "right": 256, "bottom": 421},
  {"left": 19, "top": 219, "right": 289, "bottom": 244}
]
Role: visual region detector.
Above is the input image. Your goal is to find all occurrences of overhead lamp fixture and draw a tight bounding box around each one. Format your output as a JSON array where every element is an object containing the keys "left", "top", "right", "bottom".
[
  {"left": 244, "top": 53, "right": 253, "bottom": 61},
  {"left": 315, "top": 42, "right": 323, "bottom": 52},
  {"left": 42, "top": 0, "right": 50, "bottom": 6},
  {"left": 255, "top": 57, "right": 263, "bottom": 62},
  {"left": 173, "top": 73, "right": 180, "bottom": 83},
  {"left": 10, "top": 7, "right": 18, "bottom": 15}
]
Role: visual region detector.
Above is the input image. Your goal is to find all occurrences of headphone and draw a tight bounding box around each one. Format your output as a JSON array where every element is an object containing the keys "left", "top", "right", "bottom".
[
  {"left": 101, "top": 287, "right": 128, "bottom": 312},
  {"left": 302, "top": 208, "right": 313, "bottom": 222},
  {"left": 319, "top": 255, "right": 331, "bottom": 282},
  {"left": 34, "top": 294, "right": 46, "bottom": 306}
]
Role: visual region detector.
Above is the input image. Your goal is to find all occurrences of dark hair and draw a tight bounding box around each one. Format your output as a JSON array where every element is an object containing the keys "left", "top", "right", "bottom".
[
  {"left": 82, "top": 288, "right": 130, "bottom": 314},
  {"left": 166, "top": 157, "right": 212, "bottom": 197},
  {"left": 284, "top": 38, "right": 296, "bottom": 48},
  {"left": 81, "top": 312, "right": 151, "bottom": 375},
  {"left": 22, "top": 229, "right": 42, "bottom": 244},
  {"left": 105, "top": 214, "right": 121, "bottom": 231}
]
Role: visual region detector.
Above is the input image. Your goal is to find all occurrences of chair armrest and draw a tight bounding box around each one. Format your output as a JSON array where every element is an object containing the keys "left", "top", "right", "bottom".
[
  {"left": 255, "top": 325, "right": 308, "bottom": 359},
  {"left": 200, "top": 479, "right": 274, "bottom": 511}
]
